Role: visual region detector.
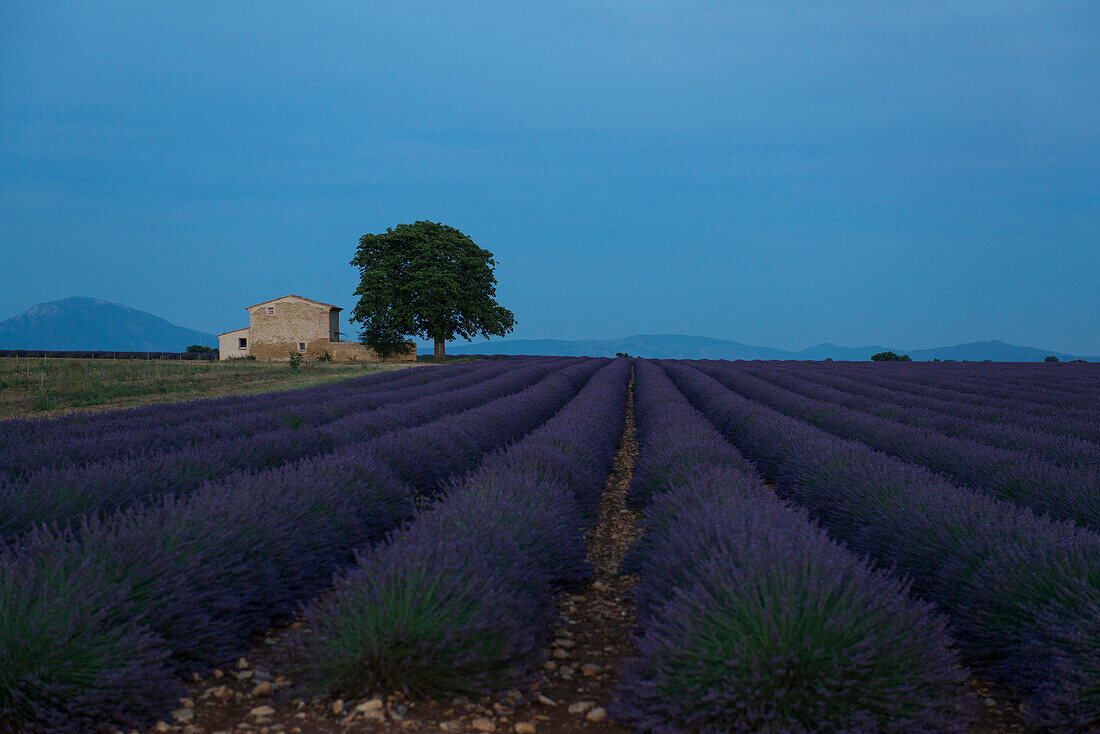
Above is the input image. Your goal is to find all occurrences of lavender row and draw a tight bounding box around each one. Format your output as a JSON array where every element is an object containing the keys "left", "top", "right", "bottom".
[
  {"left": 297, "top": 359, "right": 631, "bottom": 698},
  {"left": 0, "top": 359, "right": 440, "bottom": 450},
  {"left": 0, "top": 359, "right": 582, "bottom": 540},
  {"left": 612, "top": 361, "right": 970, "bottom": 733},
  {"left": 364, "top": 357, "right": 610, "bottom": 501},
  {"left": 664, "top": 361, "right": 1100, "bottom": 732},
  {"left": 836, "top": 362, "right": 1100, "bottom": 417},
  {"left": 897, "top": 363, "right": 1100, "bottom": 403},
  {"left": 742, "top": 364, "right": 1100, "bottom": 470},
  {"left": 824, "top": 364, "right": 1100, "bottom": 445},
  {"left": 766, "top": 362, "right": 1100, "bottom": 450},
  {"left": 691, "top": 361, "right": 1100, "bottom": 531},
  {"left": 0, "top": 358, "right": 603, "bottom": 732},
  {"left": 0, "top": 359, "right": 534, "bottom": 470},
  {"left": 4, "top": 360, "right": 559, "bottom": 472},
  {"left": 0, "top": 359, "right": 520, "bottom": 479}
]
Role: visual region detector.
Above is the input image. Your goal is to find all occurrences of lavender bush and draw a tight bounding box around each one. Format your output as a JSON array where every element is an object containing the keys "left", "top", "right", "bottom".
[
  {"left": 614, "top": 361, "right": 971, "bottom": 733},
  {"left": 0, "top": 358, "right": 512, "bottom": 478},
  {"left": 691, "top": 361, "right": 1100, "bottom": 531},
  {"left": 787, "top": 361, "right": 1100, "bottom": 444},
  {"left": 0, "top": 356, "right": 450, "bottom": 469},
  {"left": 0, "top": 358, "right": 581, "bottom": 539},
  {"left": 0, "top": 454, "right": 411, "bottom": 733},
  {"left": 0, "top": 358, "right": 599, "bottom": 732},
  {"left": 771, "top": 361, "right": 1100, "bottom": 440},
  {"left": 744, "top": 363, "right": 1100, "bottom": 470},
  {"left": 299, "top": 481, "right": 565, "bottom": 697},
  {"left": 664, "top": 360, "right": 1100, "bottom": 732},
  {"left": 298, "top": 359, "right": 631, "bottom": 697}
]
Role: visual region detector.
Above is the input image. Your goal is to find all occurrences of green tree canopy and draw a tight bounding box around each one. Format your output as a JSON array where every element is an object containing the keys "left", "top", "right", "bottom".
[
  {"left": 350, "top": 221, "right": 516, "bottom": 360},
  {"left": 870, "top": 351, "right": 912, "bottom": 362}
]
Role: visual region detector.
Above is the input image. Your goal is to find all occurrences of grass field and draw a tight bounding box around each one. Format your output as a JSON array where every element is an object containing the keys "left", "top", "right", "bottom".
[{"left": 0, "top": 356, "right": 420, "bottom": 419}]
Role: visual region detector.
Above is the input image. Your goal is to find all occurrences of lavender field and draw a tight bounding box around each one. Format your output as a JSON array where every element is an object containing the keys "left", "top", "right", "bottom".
[{"left": 1, "top": 357, "right": 1098, "bottom": 733}]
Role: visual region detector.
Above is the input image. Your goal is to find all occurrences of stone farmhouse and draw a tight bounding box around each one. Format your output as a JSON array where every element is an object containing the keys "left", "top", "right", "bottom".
[{"left": 217, "top": 294, "right": 416, "bottom": 362}]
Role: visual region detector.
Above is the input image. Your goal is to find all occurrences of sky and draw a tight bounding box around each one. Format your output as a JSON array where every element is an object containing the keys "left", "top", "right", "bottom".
[{"left": 1, "top": 1, "right": 1098, "bottom": 354}]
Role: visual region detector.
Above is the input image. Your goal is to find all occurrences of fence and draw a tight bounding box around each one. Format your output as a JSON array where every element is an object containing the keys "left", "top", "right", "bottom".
[{"left": 0, "top": 350, "right": 219, "bottom": 361}]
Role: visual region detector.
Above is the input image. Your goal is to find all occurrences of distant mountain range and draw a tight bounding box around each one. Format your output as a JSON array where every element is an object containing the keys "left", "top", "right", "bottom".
[
  {"left": 444, "top": 335, "right": 1095, "bottom": 362},
  {"left": 0, "top": 297, "right": 217, "bottom": 351},
  {"left": 1, "top": 298, "right": 1092, "bottom": 361}
]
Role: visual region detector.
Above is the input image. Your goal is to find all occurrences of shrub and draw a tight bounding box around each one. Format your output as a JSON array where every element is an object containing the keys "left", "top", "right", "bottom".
[
  {"left": 0, "top": 455, "right": 412, "bottom": 732},
  {"left": 0, "top": 536, "right": 181, "bottom": 732},
  {"left": 614, "top": 361, "right": 971, "bottom": 732},
  {"left": 0, "top": 359, "right": 601, "bottom": 731},
  {"left": 664, "top": 360, "right": 1100, "bottom": 731},
  {"left": 622, "top": 487, "right": 970, "bottom": 733},
  {"left": 299, "top": 483, "right": 561, "bottom": 697},
  {"left": 0, "top": 361, "right": 561, "bottom": 538},
  {"left": 689, "top": 361, "right": 1100, "bottom": 531},
  {"left": 297, "top": 360, "right": 630, "bottom": 698}
]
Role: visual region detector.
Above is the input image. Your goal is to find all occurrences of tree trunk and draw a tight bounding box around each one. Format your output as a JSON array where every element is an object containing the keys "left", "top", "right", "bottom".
[{"left": 434, "top": 337, "right": 446, "bottom": 361}]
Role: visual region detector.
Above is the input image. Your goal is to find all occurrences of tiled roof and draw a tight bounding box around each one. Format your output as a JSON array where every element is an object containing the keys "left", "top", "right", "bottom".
[{"left": 245, "top": 294, "right": 342, "bottom": 311}]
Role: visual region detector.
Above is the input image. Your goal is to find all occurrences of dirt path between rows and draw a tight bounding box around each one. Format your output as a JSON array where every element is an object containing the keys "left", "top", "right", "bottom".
[{"left": 512, "top": 378, "right": 642, "bottom": 733}]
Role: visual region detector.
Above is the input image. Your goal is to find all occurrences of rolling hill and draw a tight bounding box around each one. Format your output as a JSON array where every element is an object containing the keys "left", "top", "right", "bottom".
[
  {"left": 443, "top": 335, "right": 1090, "bottom": 362},
  {"left": 0, "top": 297, "right": 217, "bottom": 351}
]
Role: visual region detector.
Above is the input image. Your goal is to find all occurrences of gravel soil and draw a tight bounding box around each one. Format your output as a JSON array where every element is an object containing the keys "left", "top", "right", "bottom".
[{"left": 964, "top": 678, "right": 1034, "bottom": 733}]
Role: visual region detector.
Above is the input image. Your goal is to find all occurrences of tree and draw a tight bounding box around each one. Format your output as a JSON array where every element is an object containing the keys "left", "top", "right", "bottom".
[
  {"left": 350, "top": 221, "right": 516, "bottom": 360},
  {"left": 186, "top": 345, "right": 216, "bottom": 354},
  {"left": 1044, "top": 355, "right": 1060, "bottom": 363},
  {"left": 870, "top": 351, "right": 912, "bottom": 362}
]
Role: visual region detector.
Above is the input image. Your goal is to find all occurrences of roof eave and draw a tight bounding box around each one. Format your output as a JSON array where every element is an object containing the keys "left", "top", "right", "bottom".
[{"left": 245, "top": 294, "right": 342, "bottom": 311}]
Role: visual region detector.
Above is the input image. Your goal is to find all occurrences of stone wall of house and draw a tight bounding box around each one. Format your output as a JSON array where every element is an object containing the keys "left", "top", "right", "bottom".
[
  {"left": 328, "top": 340, "right": 417, "bottom": 362},
  {"left": 248, "top": 300, "right": 331, "bottom": 361}
]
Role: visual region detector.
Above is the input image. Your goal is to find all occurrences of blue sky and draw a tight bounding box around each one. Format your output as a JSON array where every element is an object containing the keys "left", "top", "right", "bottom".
[{"left": 2, "top": 1, "right": 1097, "bottom": 353}]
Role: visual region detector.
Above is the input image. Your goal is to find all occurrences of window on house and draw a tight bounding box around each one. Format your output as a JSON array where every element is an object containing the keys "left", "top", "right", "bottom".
[
  {"left": 333, "top": 332, "right": 339, "bottom": 342},
  {"left": 298, "top": 342, "right": 306, "bottom": 352},
  {"left": 238, "top": 337, "right": 247, "bottom": 349},
  {"left": 266, "top": 307, "right": 275, "bottom": 315}
]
